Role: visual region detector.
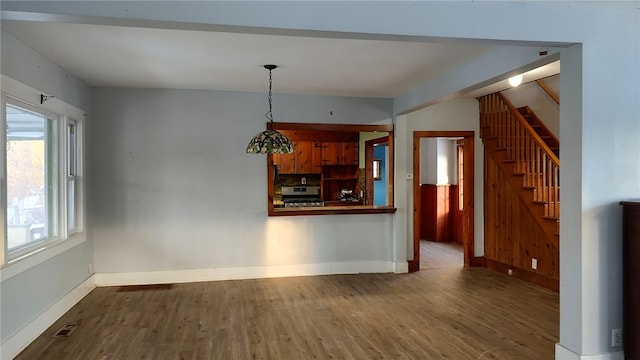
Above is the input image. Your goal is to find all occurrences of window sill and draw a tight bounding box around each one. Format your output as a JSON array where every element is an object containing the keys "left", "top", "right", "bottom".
[
  {"left": 1, "top": 233, "right": 86, "bottom": 282},
  {"left": 269, "top": 205, "right": 397, "bottom": 217}
]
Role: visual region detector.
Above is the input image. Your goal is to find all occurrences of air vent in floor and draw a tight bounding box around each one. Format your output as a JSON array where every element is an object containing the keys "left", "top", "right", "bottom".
[
  {"left": 52, "top": 323, "right": 77, "bottom": 338},
  {"left": 116, "top": 283, "right": 175, "bottom": 292}
]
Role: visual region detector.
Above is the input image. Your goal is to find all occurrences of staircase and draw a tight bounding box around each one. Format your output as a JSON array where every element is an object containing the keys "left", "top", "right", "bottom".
[
  {"left": 517, "top": 106, "right": 559, "bottom": 157},
  {"left": 479, "top": 92, "right": 560, "bottom": 256}
]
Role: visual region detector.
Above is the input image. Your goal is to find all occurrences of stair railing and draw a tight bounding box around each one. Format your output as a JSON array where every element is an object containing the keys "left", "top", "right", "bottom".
[{"left": 479, "top": 93, "right": 560, "bottom": 219}]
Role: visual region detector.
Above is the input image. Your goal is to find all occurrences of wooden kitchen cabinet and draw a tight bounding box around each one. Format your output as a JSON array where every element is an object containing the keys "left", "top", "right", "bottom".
[
  {"left": 266, "top": 122, "right": 395, "bottom": 216},
  {"left": 339, "top": 141, "right": 359, "bottom": 165},
  {"left": 321, "top": 164, "right": 359, "bottom": 202},
  {"left": 273, "top": 140, "right": 322, "bottom": 174},
  {"left": 273, "top": 152, "right": 295, "bottom": 173},
  {"left": 321, "top": 141, "right": 359, "bottom": 166}
]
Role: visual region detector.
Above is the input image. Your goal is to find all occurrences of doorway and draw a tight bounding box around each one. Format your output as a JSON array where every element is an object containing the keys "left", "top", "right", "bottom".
[
  {"left": 409, "top": 131, "right": 475, "bottom": 272},
  {"left": 364, "top": 136, "right": 390, "bottom": 205}
]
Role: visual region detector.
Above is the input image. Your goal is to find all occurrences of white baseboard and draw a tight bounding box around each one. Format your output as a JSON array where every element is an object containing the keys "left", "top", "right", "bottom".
[
  {"left": 94, "top": 261, "right": 395, "bottom": 287},
  {"left": 1, "top": 275, "right": 95, "bottom": 360},
  {"left": 394, "top": 261, "right": 409, "bottom": 273},
  {"left": 556, "top": 343, "right": 624, "bottom": 360}
]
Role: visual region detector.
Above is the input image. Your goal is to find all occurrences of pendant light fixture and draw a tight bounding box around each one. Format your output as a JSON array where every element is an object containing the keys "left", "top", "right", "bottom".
[{"left": 246, "top": 65, "right": 295, "bottom": 154}]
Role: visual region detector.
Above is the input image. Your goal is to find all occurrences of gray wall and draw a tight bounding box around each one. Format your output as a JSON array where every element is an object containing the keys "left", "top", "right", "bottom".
[
  {"left": 88, "top": 88, "right": 394, "bottom": 274},
  {"left": 0, "top": 31, "right": 93, "bottom": 344}
]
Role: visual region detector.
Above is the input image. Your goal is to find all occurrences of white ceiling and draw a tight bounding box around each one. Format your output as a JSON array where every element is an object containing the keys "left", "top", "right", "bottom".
[{"left": 1, "top": 19, "right": 559, "bottom": 99}]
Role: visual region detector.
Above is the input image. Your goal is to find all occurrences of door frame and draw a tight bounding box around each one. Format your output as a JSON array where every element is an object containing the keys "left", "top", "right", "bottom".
[
  {"left": 364, "top": 136, "right": 390, "bottom": 205},
  {"left": 409, "top": 131, "right": 476, "bottom": 272}
]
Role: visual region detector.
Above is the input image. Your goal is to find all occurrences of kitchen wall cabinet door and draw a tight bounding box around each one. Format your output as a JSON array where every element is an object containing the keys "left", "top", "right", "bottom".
[
  {"left": 274, "top": 141, "right": 322, "bottom": 174},
  {"left": 312, "top": 142, "right": 324, "bottom": 173},
  {"left": 273, "top": 152, "right": 295, "bottom": 174},
  {"left": 340, "top": 142, "right": 359, "bottom": 165},
  {"left": 321, "top": 142, "right": 341, "bottom": 165},
  {"left": 322, "top": 141, "right": 359, "bottom": 165},
  {"left": 295, "top": 141, "right": 314, "bottom": 173}
]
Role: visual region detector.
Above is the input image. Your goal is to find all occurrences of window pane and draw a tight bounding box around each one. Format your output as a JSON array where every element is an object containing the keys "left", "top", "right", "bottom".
[
  {"left": 373, "top": 159, "right": 381, "bottom": 181},
  {"left": 6, "top": 104, "right": 57, "bottom": 251},
  {"left": 67, "top": 178, "right": 76, "bottom": 233},
  {"left": 67, "top": 121, "right": 76, "bottom": 234}
]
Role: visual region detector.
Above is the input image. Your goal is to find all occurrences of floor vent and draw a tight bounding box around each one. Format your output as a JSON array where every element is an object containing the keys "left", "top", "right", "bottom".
[
  {"left": 52, "top": 323, "right": 77, "bottom": 338},
  {"left": 116, "top": 283, "right": 175, "bottom": 292}
]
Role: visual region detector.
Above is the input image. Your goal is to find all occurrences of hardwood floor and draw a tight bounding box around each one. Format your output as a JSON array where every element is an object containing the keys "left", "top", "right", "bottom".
[
  {"left": 16, "top": 266, "right": 558, "bottom": 360},
  {"left": 420, "top": 240, "right": 464, "bottom": 269}
]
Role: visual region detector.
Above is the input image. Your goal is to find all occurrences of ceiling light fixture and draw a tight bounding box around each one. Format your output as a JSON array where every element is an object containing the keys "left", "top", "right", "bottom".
[
  {"left": 508, "top": 75, "right": 523, "bottom": 87},
  {"left": 246, "top": 65, "right": 295, "bottom": 154}
]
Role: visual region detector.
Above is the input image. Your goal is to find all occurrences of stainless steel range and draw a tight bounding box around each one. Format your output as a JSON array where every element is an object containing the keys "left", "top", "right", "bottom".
[{"left": 281, "top": 186, "right": 324, "bottom": 207}]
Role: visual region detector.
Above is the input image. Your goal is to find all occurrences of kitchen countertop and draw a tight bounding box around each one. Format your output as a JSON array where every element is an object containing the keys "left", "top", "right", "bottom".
[{"left": 270, "top": 205, "right": 396, "bottom": 216}]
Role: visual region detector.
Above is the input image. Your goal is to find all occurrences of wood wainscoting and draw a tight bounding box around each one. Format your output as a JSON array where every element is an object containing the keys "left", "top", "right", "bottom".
[
  {"left": 419, "top": 184, "right": 463, "bottom": 244},
  {"left": 484, "top": 152, "right": 559, "bottom": 291}
]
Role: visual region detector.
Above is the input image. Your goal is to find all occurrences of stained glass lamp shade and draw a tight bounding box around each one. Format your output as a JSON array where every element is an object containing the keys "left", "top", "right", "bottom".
[{"left": 246, "top": 65, "right": 294, "bottom": 154}]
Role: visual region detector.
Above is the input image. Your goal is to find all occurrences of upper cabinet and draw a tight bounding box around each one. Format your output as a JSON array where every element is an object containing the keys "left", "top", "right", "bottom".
[
  {"left": 274, "top": 132, "right": 359, "bottom": 174},
  {"left": 274, "top": 140, "right": 323, "bottom": 174},
  {"left": 320, "top": 141, "right": 358, "bottom": 166}
]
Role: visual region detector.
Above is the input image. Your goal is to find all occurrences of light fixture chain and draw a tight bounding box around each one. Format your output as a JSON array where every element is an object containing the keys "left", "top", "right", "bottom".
[{"left": 267, "top": 68, "right": 274, "bottom": 123}]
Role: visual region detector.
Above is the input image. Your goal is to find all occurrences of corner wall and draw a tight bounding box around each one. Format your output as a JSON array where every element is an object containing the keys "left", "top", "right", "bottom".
[
  {"left": 88, "top": 88, "right": 397, "bottom": 278},
  {"left": 0, "top": 30, "right": 93, "bottom": 359}
]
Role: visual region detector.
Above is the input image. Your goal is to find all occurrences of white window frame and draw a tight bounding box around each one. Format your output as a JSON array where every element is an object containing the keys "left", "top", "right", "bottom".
[
  {"left": 1, "top": 84, "right": 85, "bottom": 268},
  {"left": 65, "top": 117, "right": 84, "bottom": 236},
  {"left": 4, "top": 97, "right": 63, "bottom": 262}
]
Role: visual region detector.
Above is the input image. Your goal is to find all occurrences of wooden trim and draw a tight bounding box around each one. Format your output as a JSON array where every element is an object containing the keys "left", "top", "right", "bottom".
[
  {"left": 365, "top": 140, "right": 374, "bottom": 205},
  {"left": 412, "top": 131, "right": 475, "bottom": 269},
  {"left": 485, "top": 258, "right": 559, "bottom": 292},
  {"left": 469, "top": 256, "right": 485, "bottom": 267},
  {"left": 412, "top": 134, "right": 421, "bottom": 267},
  {"left": 270, "top": 206, "right": 397, "bottom": 216},
  {"left": 387, "top": 133, "right": 395, "bottom": 206},
  {"left": 267, "top": 154, "right": 275, "bottom": 214},
  {"left": 270, "top": 122, "right": 394, "bottom": 133},
  {"left": 365, "top": 136, "right": 390, "bottom": 206},
  {"left": 535, "top": 79, "right": 560, "bottom": 105},
  {"left": 463, "top": 135, "right": 475, "bottom": 267},
  {"left": 407, "top": 260, "right": 419, "bottom": 273}
]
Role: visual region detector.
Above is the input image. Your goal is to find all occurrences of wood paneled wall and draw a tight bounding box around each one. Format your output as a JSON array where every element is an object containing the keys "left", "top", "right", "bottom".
[
  {"left": 484, "top": 153, "right": 559, "bottom": 290},
  {"left": 451, "top": 185, "right": 464, "bottom": 245},
  {"left": 420, "top": 184, "right": 462, "bottom": 243}
]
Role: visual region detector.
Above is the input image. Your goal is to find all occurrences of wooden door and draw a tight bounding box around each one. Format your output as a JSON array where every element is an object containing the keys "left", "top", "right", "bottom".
[
  {"left": 274, "top": 152, "right": 295, "bottom": 174},
  {"left": 295, "top": 141, "right": 314, "bottom": 173},
  {"left": 322, "top": 142, "right": 340, "bottom": 165},
  {"left": 340, "top": 142, "right": 359, "bottom": 165},
  {"left": 311, "top": 142, "right": 324, "bottom": 173}
]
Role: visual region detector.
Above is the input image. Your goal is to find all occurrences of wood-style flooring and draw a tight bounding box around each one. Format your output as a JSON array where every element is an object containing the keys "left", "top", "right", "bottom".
[{"left": 15, "top": 244, "right": 558, "bottom": 360}]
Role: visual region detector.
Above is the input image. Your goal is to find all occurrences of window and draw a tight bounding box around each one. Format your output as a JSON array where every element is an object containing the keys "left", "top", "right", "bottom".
[
  {"left": 67, "top": 119, "right": 78, "bottom": 234},
  {"left": 373, "top": 159, "right": 382, "bottom": 181},
  {"left": 2, "top": 95, "right": 83, "bottom": 264},
  {"left": 5, "top": 103, "right": 58, "bottom": 256}
]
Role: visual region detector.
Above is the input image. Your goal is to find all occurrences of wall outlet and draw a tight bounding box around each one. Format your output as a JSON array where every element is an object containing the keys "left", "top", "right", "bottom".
[
  {"left": 531, "top": 258, "right": 538, "bottom": 270},
  {"left": 611, "top": 328, "right": 622, "bottom": 347},
  {"left": 507, "top": 269, "right": 513, "bottom": 276}
]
